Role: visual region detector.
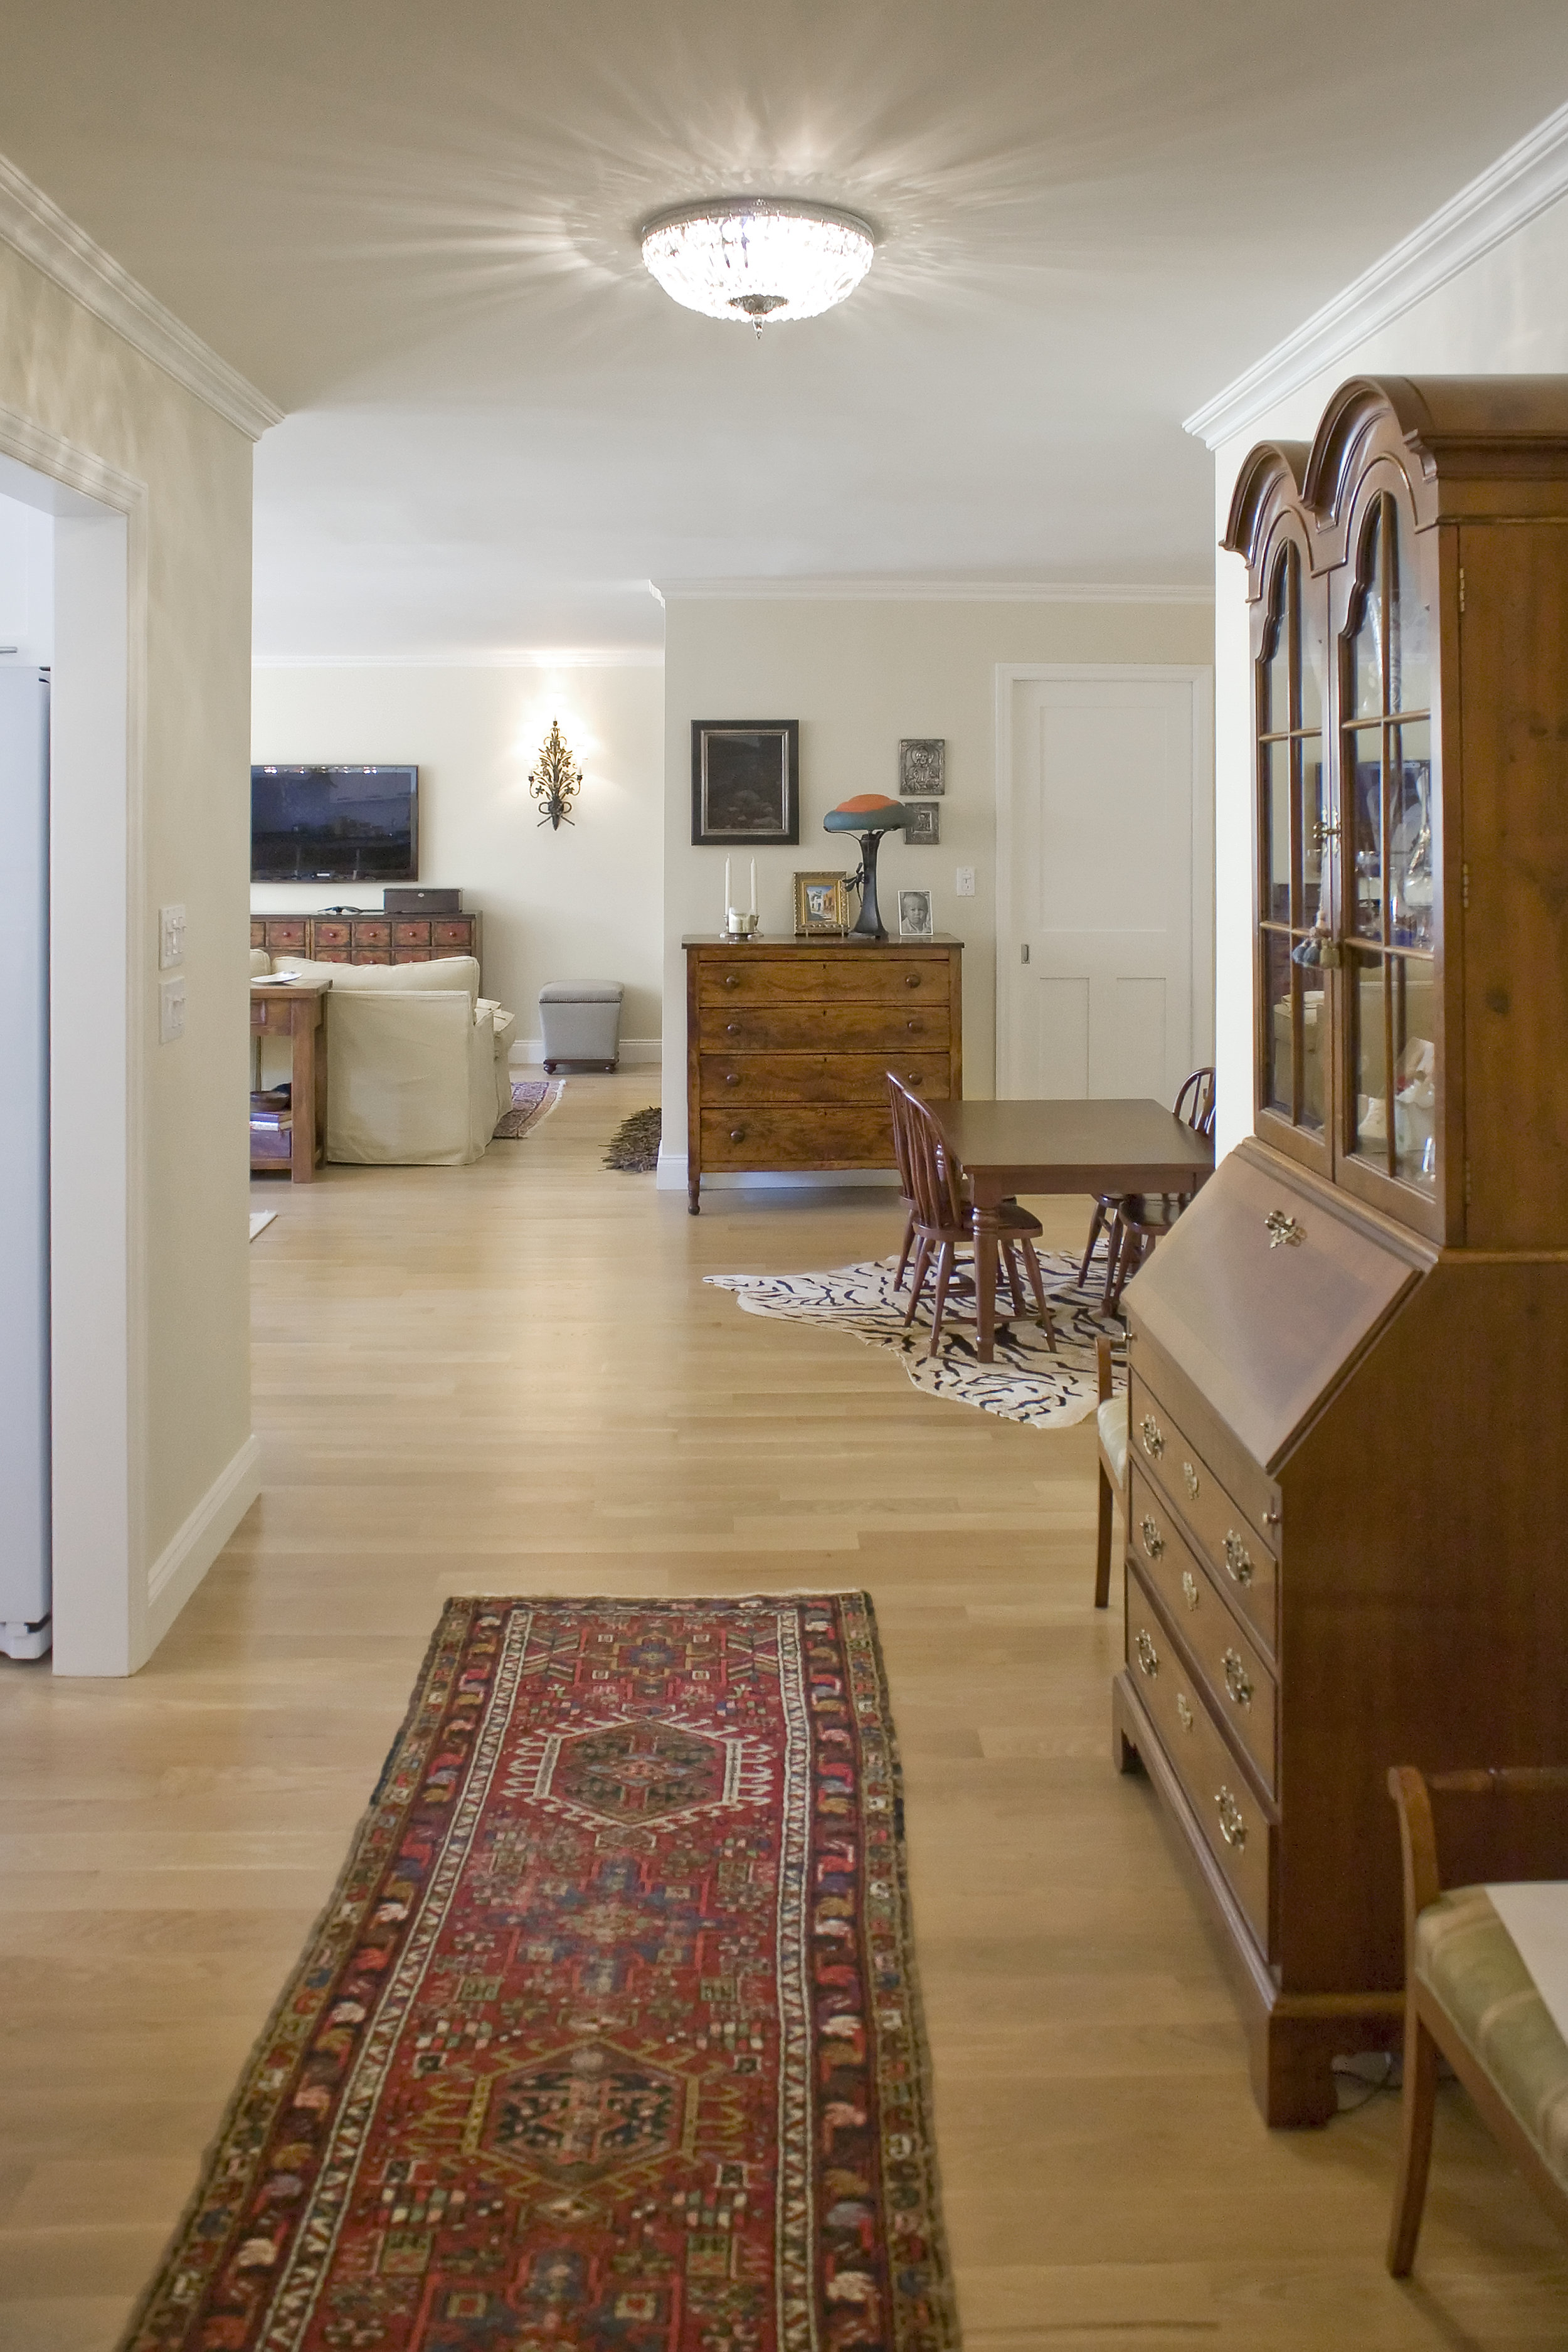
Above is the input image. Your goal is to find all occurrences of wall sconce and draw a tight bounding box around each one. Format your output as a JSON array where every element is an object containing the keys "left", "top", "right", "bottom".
[{"left": 529, "top": 719, "right": 583, "bottom": 830}]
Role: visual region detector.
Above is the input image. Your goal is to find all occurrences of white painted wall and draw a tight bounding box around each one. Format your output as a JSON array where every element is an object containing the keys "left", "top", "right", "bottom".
[
  {"left": 658, "top": 593, "right": 1215, "bottom": 1180},
  {"left": 1206, "top": 183, "right": 1568, "bottom": 1159},
  {"left": 251, "top": 663, "right": 665, "bottom": 1053}
]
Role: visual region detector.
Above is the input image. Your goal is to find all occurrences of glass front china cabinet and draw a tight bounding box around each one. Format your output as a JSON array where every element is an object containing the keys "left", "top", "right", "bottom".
[{"left": 1110, "top": 378, "right": 1568, "bottom": 2126}]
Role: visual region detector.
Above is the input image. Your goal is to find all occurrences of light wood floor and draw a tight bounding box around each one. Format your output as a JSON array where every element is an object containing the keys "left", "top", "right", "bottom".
[{"left": 3, "top": 1069, "right": 1564, "bottom": 2351}]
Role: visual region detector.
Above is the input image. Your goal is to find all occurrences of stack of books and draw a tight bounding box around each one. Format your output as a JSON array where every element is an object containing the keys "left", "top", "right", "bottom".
[{"left": 250, "top": 1088, "right": 292, "bottom": 1167}]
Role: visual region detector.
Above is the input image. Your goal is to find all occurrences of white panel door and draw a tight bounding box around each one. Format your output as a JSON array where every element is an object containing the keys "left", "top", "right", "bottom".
[{"left": 1000, "top": 669, "right": 1209, "bottom": 1103}]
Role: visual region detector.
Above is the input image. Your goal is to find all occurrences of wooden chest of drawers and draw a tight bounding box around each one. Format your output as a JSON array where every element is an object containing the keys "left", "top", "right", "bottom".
[
  {"left": 251, "top": 911, "right": 481, "bottom": 973},
  {"left": 1112, "top": 1138, "right": 1568, "bottom": 2124},
  {"left": 682, "top": 936, "right": 963, "bottom": 1214}
]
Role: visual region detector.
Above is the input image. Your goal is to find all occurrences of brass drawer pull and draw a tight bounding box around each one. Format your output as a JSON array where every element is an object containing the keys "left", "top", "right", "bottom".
[
  {"left": 729, "top": 1128, "right": 746, "bottom": 1143},
  {"left": 1222, "top": 1648, "right": 1253, "bottom": 1710},
  {"left": 1183, "top": 1461, "right": 1200, "bottom": 1500},
  {"left": 1134, "top": 1628, "right": 1158, "bottom": 1678},
  {"left": 1139, "top": 1515, "right": 1165, "bottom": 1560},
  {"left": 1216, "top": 1788, "right": 1248, "bottom": 1850},
  {"left": 904, "top": 973, "right": 921, "bottom": 988},
  {"left": 1222, "top": 1531, "right": 1254, "bottom": 1586},
  {"left": 1176, "top": 1692, "right": 1194, "bottom": 1733},
  {"left": 1264, "top": 1208, "right": 1303, "bottom": 1248},
  {"left": 1180, "top": 1571, "right": 1199, "bottom": 1612},
  {"left": 1139, "top": 1414, "right": 1165, "bottom": 1460}
]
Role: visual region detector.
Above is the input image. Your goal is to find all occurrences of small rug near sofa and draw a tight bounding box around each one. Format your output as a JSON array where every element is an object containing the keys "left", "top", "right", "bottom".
[
  {"left": 708, "top": 1249, "right": 1125, "bottom": 1430},
  {"left": 119, "top": 1594, "right": 956, "bottom": 2352},
  {"left": 603, "top": 1103, "right": 660, "bottom": 1172},
  {"left": 493, "top": 1076, "right": 564, "bottom": 1138}
]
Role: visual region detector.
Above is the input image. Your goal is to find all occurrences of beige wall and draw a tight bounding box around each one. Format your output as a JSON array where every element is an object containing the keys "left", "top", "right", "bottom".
[
  {"left": 1208, "top": 188, "right": 1568, "bottom": 1157},
  {"left": 659, "top": 593, "right": 1215, "bottom": 1174},
  {"left": 0, "top": 236, "right": 257, "bottom": 1662},
  {"left": 251, "top": 664, "right": 665, "bottom": 1050}
]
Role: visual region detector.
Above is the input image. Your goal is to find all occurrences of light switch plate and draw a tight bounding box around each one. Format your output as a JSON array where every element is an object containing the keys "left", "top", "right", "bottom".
[
  {"left": 955, "top": 866, "right": 975, "bottom": 898},
  {"left": 159, "top": 903, "right": 186, "bottom": 970},
  {"left": 159, "top": 974, "right": 186, "bottom": 1044}
]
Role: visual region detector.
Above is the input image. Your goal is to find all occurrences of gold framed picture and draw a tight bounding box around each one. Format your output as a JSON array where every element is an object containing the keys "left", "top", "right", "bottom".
[{"left": 793, "top": 870, "right": 849, "bottom": 935}]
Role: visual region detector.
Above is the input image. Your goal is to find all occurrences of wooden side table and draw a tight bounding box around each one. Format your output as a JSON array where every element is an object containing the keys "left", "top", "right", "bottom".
[{"left": 250, "top": 978, "right": 331, "bottom": 1182}]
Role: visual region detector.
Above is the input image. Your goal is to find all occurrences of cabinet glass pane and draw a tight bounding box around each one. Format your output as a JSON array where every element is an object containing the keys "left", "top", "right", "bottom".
[
  {"left": 1350, "top": 506, "right": 1384, "bottom": 718},
  {"left": 1263, "top": 929, "right": 1293, "bottom": 1116},
  {"left": 1348, "top": 728, "right": 1382, "bottom": 940},
  {"left": 1390, "top": 720, "right": 1434, "bottom": 950},
  {"left": 1301, "top": 739, "right": 1328, "bottom": 926},
  {"left": 1263, "top": 551, "right": 1293, "bottom": 734},
  {"left": 1391, "top": 502, "right": 1431, "bottom": 714},
  {"left": 1301, "top": 612, "right": 1325, "bottom": 734},
  {"left": 1392, "top": 956, "right": 1438, "bottom": 1186},
  {"left": 1348, "top": 948, "right": 1389, "bottom": 1164},
  {"left": 1299, "top": 984, "right": 1326, "bottom": 1131},
  {"left": 1264, "top": 739, "right": 1291, "bottom": 922}
]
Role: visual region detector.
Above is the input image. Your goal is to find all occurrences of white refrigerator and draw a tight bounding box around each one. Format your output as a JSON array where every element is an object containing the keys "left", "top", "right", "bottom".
[{"left": 0, "top": 666, "right": 51, "bottom": 1657}]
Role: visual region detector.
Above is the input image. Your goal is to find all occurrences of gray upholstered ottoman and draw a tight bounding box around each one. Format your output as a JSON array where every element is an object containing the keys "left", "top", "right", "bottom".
[{"left": 539, "top": 979, "right": 623, "bottom": 1072}]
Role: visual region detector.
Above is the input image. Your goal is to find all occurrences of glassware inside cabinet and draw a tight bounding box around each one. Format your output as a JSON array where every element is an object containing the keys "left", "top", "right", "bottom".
[
  {"left": 1389, "top": 720, "right": 1433, "bottom": 951},
  {"left": 1263, "top": 928, "right": 1293, "bottom": 1117}
]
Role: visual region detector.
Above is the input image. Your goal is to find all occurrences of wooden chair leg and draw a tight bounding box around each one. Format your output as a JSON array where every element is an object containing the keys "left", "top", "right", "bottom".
[
  {"left": 903, "top": 1236, "right": 931, "bottom": 1327},
  {"left": 1019, "top": 1239, "right": 1057, "bottom": 1352},
  {"left": 999, "top": 1239, "right": 1024, "bottom": 1319},
  {"left": 1101, "top": 1217, "right": 1124, "bottom": 1311},
  {"left": 1387, "top": 2003, "right": 1440, "bottom": 2277},
  {"left": 893, "top": 1206, "right": 915, "bottom": 1293},
  {"left": 928, "top": 1242, "right": 956, "bottom": 1359},
  {"left": 1078, "top": 1199, "right": 1107, "bottom": 1287},
  {"left": 1094, "top": 1464, "right": 1115, "bottom": 1609}
]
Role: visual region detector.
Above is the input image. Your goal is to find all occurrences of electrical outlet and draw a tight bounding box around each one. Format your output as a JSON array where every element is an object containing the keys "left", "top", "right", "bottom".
[
  {"left": 159, "top": 974, "right": 186, "bottom": 1044},
  {"left": 955, "top": 866, "right": 975, "bottom": 898},
  {"left": 159, "top": 903, "right": 186, "bottom": 970}
]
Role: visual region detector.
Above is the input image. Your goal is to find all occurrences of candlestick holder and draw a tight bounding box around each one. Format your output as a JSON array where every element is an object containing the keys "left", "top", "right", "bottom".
[{"left": 723, "top": 911, "right": 761, "bottom": 939}]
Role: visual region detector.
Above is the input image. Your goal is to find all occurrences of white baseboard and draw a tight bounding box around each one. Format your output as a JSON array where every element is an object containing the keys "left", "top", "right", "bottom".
[
  {"left": 511, "top": 1036, "right": 662, "bottom": 1068},
  {"left": 655, "top": 1145, "right": 899, "bottom": 1195},
  {"left": 144, "top": 1432, "right": 262, "bottom": 1658}
]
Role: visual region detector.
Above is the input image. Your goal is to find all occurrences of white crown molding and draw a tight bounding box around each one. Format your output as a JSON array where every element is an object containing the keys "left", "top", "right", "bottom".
[
  {"left": 1184, "top": 99, "right": 1568, "bottom": 450},
  {"left": 653, "top": 576, "right": 1212, "bottom": 605},
  {"left": 0, "top": 152, "right": 282, "bottom": 442},
  {"left": 252, "top": 648, "right": 665, "bottom": 670}
]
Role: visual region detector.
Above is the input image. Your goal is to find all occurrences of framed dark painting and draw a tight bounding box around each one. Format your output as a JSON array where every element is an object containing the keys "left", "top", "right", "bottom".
[{"left": 691, "top": 721, "right": 800, "bottom": 845}]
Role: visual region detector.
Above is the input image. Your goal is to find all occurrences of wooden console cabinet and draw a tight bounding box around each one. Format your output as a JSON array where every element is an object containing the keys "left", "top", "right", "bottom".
[
  {"left": 682, "top": 935, "right": 963, "bottom": 1214},
  {"left": 251, "top": 910, "right": 481, "bottom": 973},
  {"left": 1112, "top": 377, "right": 1568, "bottom": 2124}
]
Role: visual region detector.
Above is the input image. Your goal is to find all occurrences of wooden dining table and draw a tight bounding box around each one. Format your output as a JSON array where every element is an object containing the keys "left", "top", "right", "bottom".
[{"left": 928, "top": 1097, "right": 1216, "bottom": 1360}]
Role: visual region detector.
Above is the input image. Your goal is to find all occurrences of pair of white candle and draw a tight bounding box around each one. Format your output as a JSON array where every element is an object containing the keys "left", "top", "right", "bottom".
[{"left": 723, "top": 857, "right": 756, "bottom": 918}]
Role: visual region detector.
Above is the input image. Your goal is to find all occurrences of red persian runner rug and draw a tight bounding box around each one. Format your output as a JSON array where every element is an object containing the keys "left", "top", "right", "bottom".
[{"left": 121, "top": 1594, "right": 957, "bottom": 2352}]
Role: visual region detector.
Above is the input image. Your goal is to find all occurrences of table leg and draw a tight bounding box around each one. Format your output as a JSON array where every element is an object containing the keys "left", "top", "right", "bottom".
[
  {"left": 972, "top": 1194, "right": 1001, "bottom": 1362},
  {"left": 292, "top": 1002, "right": 319, "bottom": 1182}
]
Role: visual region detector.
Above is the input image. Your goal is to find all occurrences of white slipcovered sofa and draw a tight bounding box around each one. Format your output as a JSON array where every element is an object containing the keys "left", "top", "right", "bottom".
[{"left": 254, "top": 953, "right": 514, "bottom": 1167}]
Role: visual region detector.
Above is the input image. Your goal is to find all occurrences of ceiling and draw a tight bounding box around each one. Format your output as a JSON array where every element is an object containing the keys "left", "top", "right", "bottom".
[{"left": 4, "top": 2, "right": 1567, "bottom": 655}]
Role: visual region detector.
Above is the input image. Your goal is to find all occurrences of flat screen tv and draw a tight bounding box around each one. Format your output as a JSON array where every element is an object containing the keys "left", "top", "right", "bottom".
[{"left": 251, "top": 765, "right": 418, "bottom": 882}]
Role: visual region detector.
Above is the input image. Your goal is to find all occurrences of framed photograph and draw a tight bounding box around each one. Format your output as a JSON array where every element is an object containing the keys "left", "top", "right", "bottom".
[
  {"left": 898, "top": 888, "right": 935, "bottom": 941},
  {"left": 692, "top": 721, "right": 800, "bottom": 845},
  {"left": 898, "top": 738, "right": 945, "bottom": 797},
  {"left": 793, "top": 870, "right": 849, "bottom": 936},
  {"left": 903, "top": 803, "right": 940, "bottom": 846}
]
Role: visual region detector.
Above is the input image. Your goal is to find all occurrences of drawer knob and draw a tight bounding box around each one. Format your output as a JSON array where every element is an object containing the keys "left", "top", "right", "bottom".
[
  {"left": 724, "top": 974, "right": 740, "bottom": 988},
  {"left": 1222, "top": 1530, "right": 1254, "bottom": 1586},
  {"left": 1180, "top": 1571, "right": 1199, "bottom": 1612},
  {"left": 1176, "top": 1692, "right": 1195, "bottom": 1733},
  {"left": 1182, "top": 1461, "right": 1200, "bottom": 1500},
  {"left": 906, "top": 1071, "right": 921, "bottom": 1083},
  {"left": 1264, "top": 1208, "right": 1303, "bottom": 1248},
  {"left": 1139, "top": 1414, "right": 1165, "bottom": 1459},
  {"left": 729, "top": 1128, "right": 746, "bottom": 1143},
  {"left": 904, "top": 973, "right": 921, "bottom": 988},
  {"left": 1222, "top": 1648, "right": 1253, "bottom": 1710},
  {"left": 726, "top": 1022, "right": 741, "bottom": 1036},
  {"left": 906, "top": 1019, "right": 920, "bottom": 1032},
  {"left": 1215, "top": 1787, "right": 1248, "bottom": 1850},
  {"left": 1139, "top": 1515, "right": 1165, "bottom": 1560},
  {"left": 1134, "top": 1628, "right": 1158, "bottom": 1678},
  {"left": 724, "top": 1073, "right": 740, "bottom": 1086}
]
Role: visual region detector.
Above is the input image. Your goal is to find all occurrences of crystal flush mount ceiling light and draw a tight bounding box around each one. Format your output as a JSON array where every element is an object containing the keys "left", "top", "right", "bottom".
[{"left": 640, "top": 198, "right": 875, "bottom": 332}]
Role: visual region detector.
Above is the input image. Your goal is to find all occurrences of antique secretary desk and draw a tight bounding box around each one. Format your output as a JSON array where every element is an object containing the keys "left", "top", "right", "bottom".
[{"left": 1112, "top": 377, "right": 1568, "bottom": 2124}]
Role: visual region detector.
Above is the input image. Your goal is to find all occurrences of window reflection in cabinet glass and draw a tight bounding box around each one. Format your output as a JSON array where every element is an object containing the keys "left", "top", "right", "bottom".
[
  {"left": 1391, "top": 502, "right": 1431, "bottom": 715},
  {"left": 1263, "top": 928, "right": 1293, "bottom": 1116},
  {"left": 1348, "top": 734, "right": 1383, "bottom": 940},
  {"left": 1349, "top": 949, "right": 1437, "bottom": 1188},
  {"left": 1391, "top": 720, "right": 1433, "bottom": 950},
  {"left": 1302, "top": 746, "right": 1329, "bottom": 927},
  {"left": 1350, "top": 506, "right": 1383, "bottom": 718},
  {"left": 1264, "top": 739, "right": 1291, "bottom": 923}
]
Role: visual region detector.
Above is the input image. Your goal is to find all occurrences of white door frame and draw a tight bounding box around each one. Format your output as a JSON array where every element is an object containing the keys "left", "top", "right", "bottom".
[
  {"left": 993, "top": 662, "right": 1215, "bottom": 1099},
  {"left": 0, "top": 410, "right": 147, "bottom": 1675}
]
